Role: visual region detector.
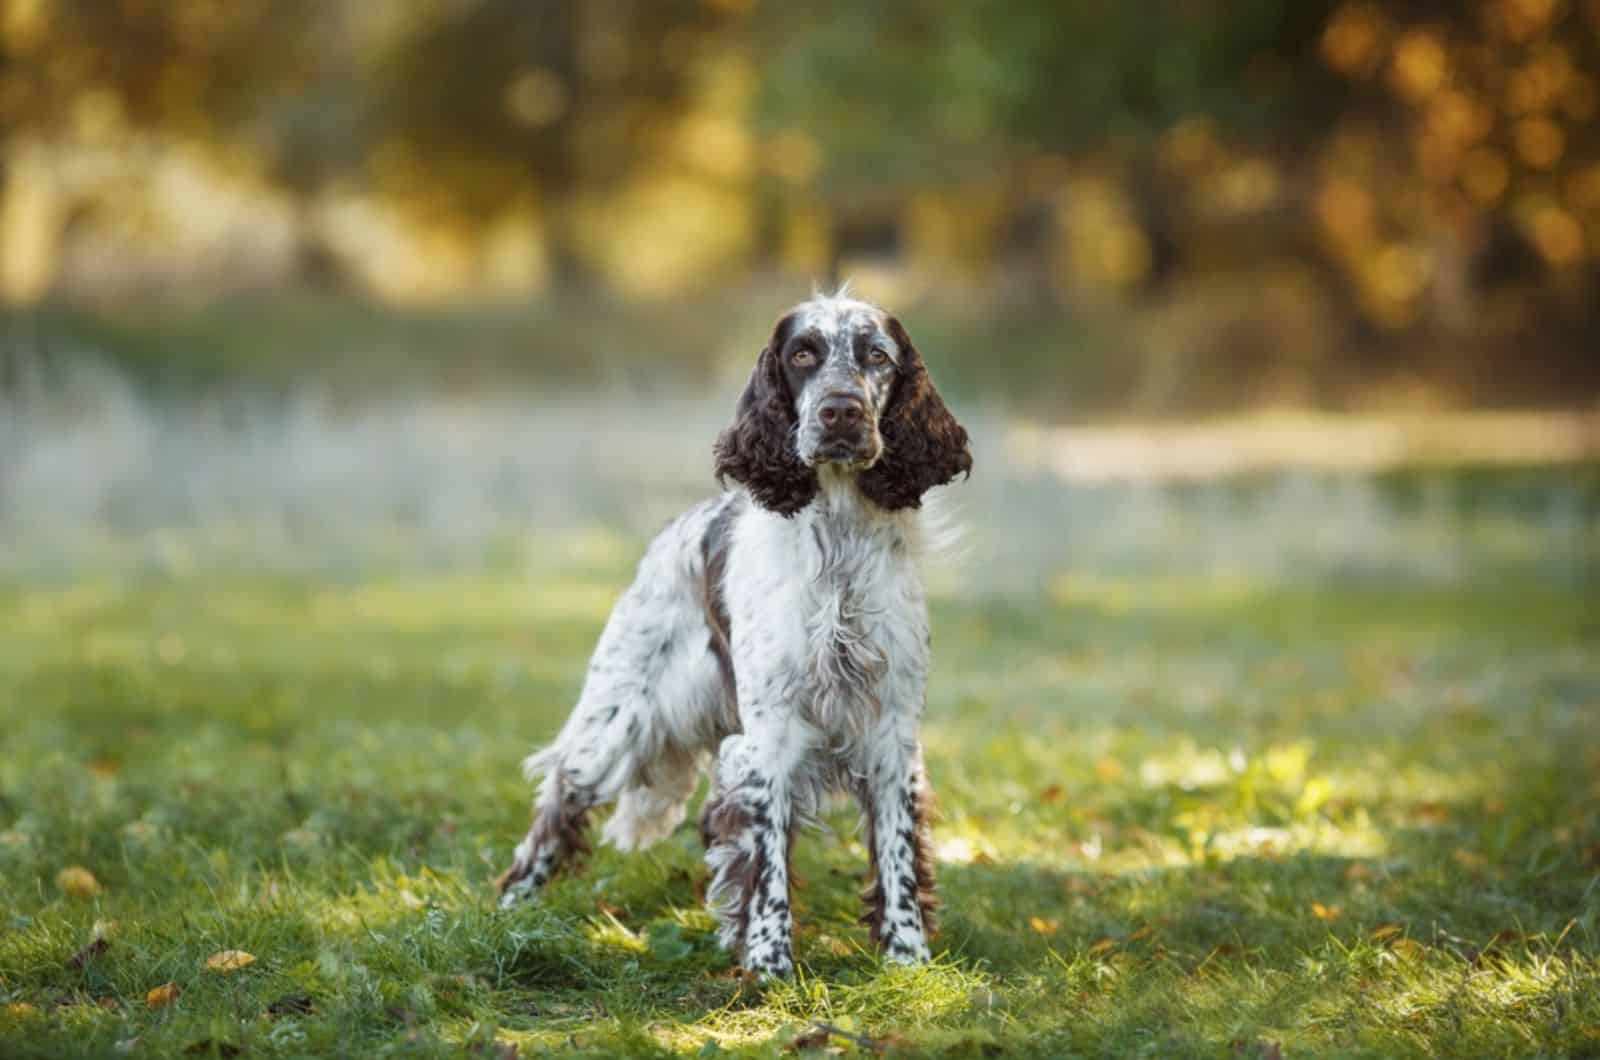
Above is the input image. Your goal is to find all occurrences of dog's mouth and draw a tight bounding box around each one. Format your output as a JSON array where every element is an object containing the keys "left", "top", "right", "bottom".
[{"left": 808, "top": 439, "right": 881, "bottom": 469}]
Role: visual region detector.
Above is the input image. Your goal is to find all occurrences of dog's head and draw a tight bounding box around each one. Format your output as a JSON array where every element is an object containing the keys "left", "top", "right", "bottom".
[{"left": 714, "top": 293, "right": 971, "bottom": 515}]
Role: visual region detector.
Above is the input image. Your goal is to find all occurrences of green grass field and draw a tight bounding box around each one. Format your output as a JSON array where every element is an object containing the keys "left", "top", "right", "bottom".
[{"left": 1, "top": 534, "right": 1597, "bottom": 1057}]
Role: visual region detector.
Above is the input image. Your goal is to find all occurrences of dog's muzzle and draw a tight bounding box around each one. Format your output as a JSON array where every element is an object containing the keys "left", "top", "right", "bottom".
[{"left": 812, "top": 393, "right": 877, "bottom": 464}]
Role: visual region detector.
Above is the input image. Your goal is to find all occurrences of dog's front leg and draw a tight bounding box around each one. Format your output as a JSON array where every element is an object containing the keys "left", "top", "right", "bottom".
[
  {"left": 701, "top": 720, "right": 810, "bottom": 977},
  {"left": 859, "top": 729, "right": 936, "bottom": 964}
]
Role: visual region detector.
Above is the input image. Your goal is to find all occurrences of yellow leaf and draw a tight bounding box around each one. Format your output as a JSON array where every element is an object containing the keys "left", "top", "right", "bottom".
[
  {"left": 56, "top": 866, "right": 102, "bottom": 898},
  {"left": 3, "top": 1002, "right": 36, "bottom": 1018},
  {"left": 146, "top": 982, "right": 180, "bottom": 1009},
  {"left": 1029, "top": 916, "right": 1060, "bottom": 935},
  {"left": 1390, "top": 938, "right": 1427, "bottom": 962},
  {"left": 1311, "top": 901, "right": 1343, "bottom": 921},
  {"left": 1452, "top": 849, "right": 1488, "bottom": 870},
  {"left": 1370, "top": 923, "right": 1403, "bottom": 941},
  {"left": 203, "top": 950, "right": 256, "bottom": 973},
  {"left": 1128, "top": 924, "right": 1155, "bottom": 942},
  {"left": 1088, "top": 937, "right": 1117, "bottom": 955}
]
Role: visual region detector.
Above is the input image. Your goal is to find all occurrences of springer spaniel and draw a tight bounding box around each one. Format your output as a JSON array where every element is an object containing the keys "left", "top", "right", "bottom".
[{"left": 497, "top": 291, "right": 972, "bottom": 977}]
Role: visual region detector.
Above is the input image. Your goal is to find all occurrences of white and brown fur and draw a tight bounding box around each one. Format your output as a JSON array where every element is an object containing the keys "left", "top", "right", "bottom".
[{"left": 497, "top": 291, "right": 972, "bottom": 977}]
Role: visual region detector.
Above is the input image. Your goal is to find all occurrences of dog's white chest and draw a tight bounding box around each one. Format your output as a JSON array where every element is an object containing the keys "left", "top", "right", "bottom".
[{"left": 797, "top": 515, "right": 920, "bottom": 738}]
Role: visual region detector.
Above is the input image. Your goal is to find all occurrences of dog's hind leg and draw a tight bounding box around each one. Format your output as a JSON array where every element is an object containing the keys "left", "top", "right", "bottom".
[{"left": 498, "top": 501, "right": 732, "bottom": 907}]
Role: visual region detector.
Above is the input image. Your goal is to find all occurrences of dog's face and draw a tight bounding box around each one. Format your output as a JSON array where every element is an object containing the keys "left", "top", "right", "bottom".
[
  {"left": 714, "top": 293, "right": 972, "bottom": 515},
  {"left": 778, "top": 298, "right": 899, "bottom": 470}
]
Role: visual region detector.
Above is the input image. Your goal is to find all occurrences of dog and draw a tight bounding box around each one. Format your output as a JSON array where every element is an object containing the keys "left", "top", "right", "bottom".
[{"left": 497, "top": 290, "right": 971, "bottom": 977}]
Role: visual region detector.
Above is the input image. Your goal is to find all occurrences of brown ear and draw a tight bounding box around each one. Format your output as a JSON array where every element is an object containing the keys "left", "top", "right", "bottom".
[
  {"left": 857, "top": 318, "right": 972, "bottom": 511},
  {"left": 713, "top": 318, "right": 819, "bottom": 516}
]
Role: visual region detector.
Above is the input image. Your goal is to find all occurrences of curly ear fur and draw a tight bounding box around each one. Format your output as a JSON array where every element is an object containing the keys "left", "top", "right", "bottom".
[
  {"left": 857, "top": 318, "right": 972, "bottom": 511},
  {"left": 713, "top": 328, "right": 819, "bottom": 516}
]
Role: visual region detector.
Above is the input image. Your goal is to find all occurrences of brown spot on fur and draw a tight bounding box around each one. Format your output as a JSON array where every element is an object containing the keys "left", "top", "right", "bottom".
[
  {"left": 713, "top": 314, "right": 820, "bottom": 516},
  {"left": 857, "top": 318, "right": 971, "bottom": 512},
  {"left": 860, "top": 778, "right": 939, "bottom": 945},
  {"left": 495, "top": 776, "right": 593, "bottom": 896},
  {"left": 699, "top": 494, "right": 742, "bottom": 721},
  {"left": 701, "top": 794, "right": 762, "bottom": 952}
]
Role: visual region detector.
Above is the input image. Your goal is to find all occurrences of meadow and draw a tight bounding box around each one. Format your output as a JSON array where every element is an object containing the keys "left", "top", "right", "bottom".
[{"left": 1, "top": 381, "right": 1596, "bottom": 1057}]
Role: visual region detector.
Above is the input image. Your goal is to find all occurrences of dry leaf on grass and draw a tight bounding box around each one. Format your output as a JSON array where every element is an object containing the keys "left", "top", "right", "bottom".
[
  {"left": 1310, "top": 901, "right": 1342, "bottom": 921},
  {"left": 1390, "top": 938, "right": 1427, "bottom": 961},
  {"left": 203, "top": 950, "right": 256, "bottom": 973},
  {"left": 56, "top": 866, "right": 102, "bottom": 898},
  {"left": 146, "top": 983, "right": 180, "bottom": 1009},
  {"left": 1088, "top": 937, "right": 1117, "bottom": 955},
  {"left": 1029, "top": 916, "right": 1060, "bottom": 935},
  {"left": 1370, "top": 923, "right": 1403, "bottom": 941}
]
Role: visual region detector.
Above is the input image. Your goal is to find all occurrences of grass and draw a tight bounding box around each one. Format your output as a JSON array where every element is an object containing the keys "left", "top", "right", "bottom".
[{"left": 0, "top": 536, "right": 1597, "bottom": 1057}]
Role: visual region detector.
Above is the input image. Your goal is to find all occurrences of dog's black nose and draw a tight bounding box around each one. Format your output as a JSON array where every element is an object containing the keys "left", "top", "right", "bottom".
[{"left": 817, "top": 394, "right": 866, "bottom": 430}]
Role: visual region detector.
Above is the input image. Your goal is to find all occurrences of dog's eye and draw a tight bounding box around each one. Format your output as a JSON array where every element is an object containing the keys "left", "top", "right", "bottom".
[
  {"left": 867, "top": 346, "right": 891, "bottom": 367},
  {"left": 790, "top": 348, "right": 816, "bottom": 368}
]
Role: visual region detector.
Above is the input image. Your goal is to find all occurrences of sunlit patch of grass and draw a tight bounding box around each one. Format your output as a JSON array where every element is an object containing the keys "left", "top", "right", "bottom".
[{"left": 0, "top": 545, "right": 1596, "bottom": 1057}]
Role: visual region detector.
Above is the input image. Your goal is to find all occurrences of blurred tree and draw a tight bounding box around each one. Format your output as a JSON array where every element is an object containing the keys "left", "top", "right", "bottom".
[
  {"left": 366, "top": 0, "right": 741, "bottom": 284},
  {"left": 749, "top": 0, "right": 1342, "bottom": 276},
  {"left": 0, "top": 0, "right": 319, "bottom": 300}
]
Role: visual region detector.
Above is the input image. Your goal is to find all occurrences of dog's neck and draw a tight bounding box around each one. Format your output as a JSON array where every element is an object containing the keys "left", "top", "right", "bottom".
[{"left": 806, "top": 465, "right": 916, "bottom": 561}]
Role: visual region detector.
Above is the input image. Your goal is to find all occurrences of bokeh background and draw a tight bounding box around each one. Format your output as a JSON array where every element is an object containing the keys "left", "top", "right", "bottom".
[
  {"left": 1, "top": 0, "right": 1597, "bottom": 575},
  {"left": 2, "top": 6, "right": 1599, "bottom": 1055}
]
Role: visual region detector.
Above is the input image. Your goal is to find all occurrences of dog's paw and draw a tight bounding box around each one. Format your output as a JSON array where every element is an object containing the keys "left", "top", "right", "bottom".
[
  {"left": 494, "top": 840, "right": 543, "bottom": 909},
  {"left": 497, "top": 876, "right": 537, "bottom": 909},
  {"left": 880, "top": 934, "right": 932, "bottom": 965},
  {"left": 741, "top": 944, "right": 795, "bottom": 980}
]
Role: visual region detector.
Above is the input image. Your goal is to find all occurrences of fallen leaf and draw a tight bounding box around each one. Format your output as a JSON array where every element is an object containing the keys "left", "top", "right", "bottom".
[
  {"left": 1029, "top": 916, "right": 1060, "bottom": 935},
  {"left": 1128, "top": 924, "right": 1155, "bottom": 942},
  {"left": 1390, "top": 938, "right": 1427, "bottom": 962},
  {"left": 203, "top": 950, "right": 256, "bottom": 973},
  {"left": 597, "top": 900, "right": 628, "bottom": 921},
  {"left": 68, "top": 937, "right": 110, "bottom": 969},
  {"left": 1452, "top": 849, "right": 1487, "bottom": 871},
  {"left": 57, "top": 866, "right": 103, "bottom": 898},
  {"left": 1487, "top": 928, "right": 1521, "bottom": 949},
  {"left": 787, "top": 1025, "right": 831, "bottom": 1052},
  {"left": 1311, "top": 901, "right": 1342, "bottom": 921},
  {"left": 1411, "top": 801, "right": 1451, "bottom": 824},
  {"left": 1088, "top": 937, "right": 1117, "bottom": 956},
  {"left": 1094, "top": 757, "right": 1124, "bottom": 781},
  {"left": 4, "top": 1002, "right": 36, "bottom": 1017},
  {"left": 1343, "top": 862, "right": 1375, "bottom": 882},
  {"left": 1040, "top": 784, "right": 1063, "bottom": 803},
  {"left": 146, "top": 983, "right": 180, "bottom": 1009},
  {"left": 817, "top": 933, "right": 852, "bottom": 957},
  {"left": 1370, "top": 923, "right": 1403, "bottom": 941}
]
